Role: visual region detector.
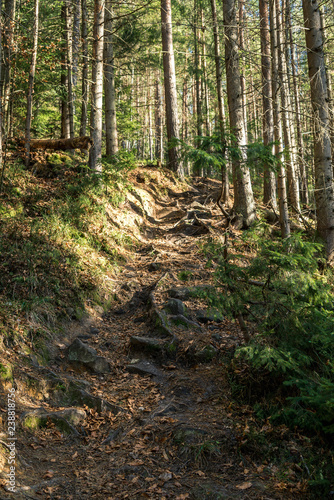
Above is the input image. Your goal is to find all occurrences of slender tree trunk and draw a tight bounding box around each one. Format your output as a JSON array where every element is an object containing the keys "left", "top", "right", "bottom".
[
  {"left": 0, "top": 0, "right": 3, "bottom": 176},
  {"left": 210, "top": 0, "right": 229, "bottom": 203},
  {"left": 65, "top": 0, "right": 74, "bottom": 138},
  {"left": 80, "top": 0, "right": 88, "bottom": 137},
  {"left": 224, "top": 0, "right": 256, "bottom": 227},
  {"left": 303, "top": 0, "right": 334, "bottom": 262},
  {"left": 88, "top": 0, "right": 105, "bottom": 172},
  {"left": 104, "top": 0, "right": 118, "bottom": 156},
  {"left": 260, "top": 0, "right": 276, "bottom": 208},
  {"left": 161, "top": 0, "right": 183, "bottom": 176},
  {"left": 181, "top": 53, "right": 188, "bottom": 141},
  {"left": 61, "top": 4, "right": 69, "bottom": 139},
  {"left": 276, "top": 0, "right": 300, "bottom": 211},
  {"left": 25, "top": 0, "right": 39, "bottom": 167},
  {"left": 2, "top": 0, "right": 15, "bottom": 136},
  {"left": 269, "top": 0, "right": 290, "bottom": 238},
  {"left": 155, "top": 73, "right": 163, "bottom": 163},
  {"left": 239, "top": 0, "right": 248, "bottom": 136},
  {"left": 147, "top": 75, "right": 153, "bottom": 162},
  {"left": 193, "top": 0, "right": 202, "bottom": 140},
  {"left": 287, "top": 0, "right": 308, "bottom": 205},
  {"left": 201, "top": 9, "right": 210, "bottom": 137},
  {"left": 72, "top": 0, "right": 80, "bottom": 88}
]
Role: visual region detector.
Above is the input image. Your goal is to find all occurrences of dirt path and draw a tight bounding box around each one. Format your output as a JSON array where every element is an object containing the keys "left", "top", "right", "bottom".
[{"left": 0, "top": 175, "right": 306, "bottom": 499}]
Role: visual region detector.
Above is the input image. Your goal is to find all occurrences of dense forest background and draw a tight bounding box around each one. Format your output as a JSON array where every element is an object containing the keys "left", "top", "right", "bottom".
[{"left": 2, "top": 0, "right": 334, "bottom": 256}]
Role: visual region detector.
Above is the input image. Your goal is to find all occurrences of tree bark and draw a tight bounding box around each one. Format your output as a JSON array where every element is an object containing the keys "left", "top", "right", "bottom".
[
  {"left": 104, "top": 0, "right": 118, "bottom": 156},
  {"left": 2, "top": 0, "right": 16, "bottom": 135},
  {"left": 155, "top": 73, "right": 163, "bottom": 163},
  {"left": 61, "top": 4, "right": 70, "bottom": 139},
  {"left": 72, "top": 0, "right": 81, "bottom": 88},
  {"left": 65, "top": 0, "right": 74, "bottom": 138},
  {"left": 80, "top": 0, "right": 88, "bottom": 137},
  {"left": 276, "top": 0, "right": 300, "bottom": 212},
  {"left": 210, "top": 0, "right": 229, "bottom": 203},
  {"left": 260, "top": 0, "right": 277, "bottom": 208},
  {"left": 161, "top": 0, "right": 183, "bottom": 177},
  {"left": 269, "top": 0, "right": 290, "bottom": 238},
  {"left": 25, "top": 0, "right": 39, "bottom": 167},
  {"left": 88, "top": 0, "right": 105, "bottom": 172},
  {"left": 18, "top": 136, "right": 92, "bottom": 152},
  {"left": 287, "top": 0, "right": 308, "bottom": 205},
  {"left": 303, "top": 0, "right": 334, "bottom": 262},
  {"left": 224, "top": 0, "right": 256, "bottom": 227}
]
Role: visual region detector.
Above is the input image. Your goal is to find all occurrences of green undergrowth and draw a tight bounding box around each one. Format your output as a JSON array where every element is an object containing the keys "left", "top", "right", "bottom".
[
  {"left": 199, "top": 221, "right": 334, "bottom": 493},
  {"left": 0, "top": 152, "right": 137, "bottom": 349},
  {"left": 205, "top": 223, "right": 334, "bottom": 434}
]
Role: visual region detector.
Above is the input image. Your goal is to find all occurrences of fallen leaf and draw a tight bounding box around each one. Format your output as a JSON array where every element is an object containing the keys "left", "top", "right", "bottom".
[
  {"left": 43, "top": 470, "right": 54, "bottom": 479},
  {"left": 236, "top": 482, "right": 252, "bottom": 490},
  {"left": 195, "top": 470, "right": 205, "bottom": 477}
]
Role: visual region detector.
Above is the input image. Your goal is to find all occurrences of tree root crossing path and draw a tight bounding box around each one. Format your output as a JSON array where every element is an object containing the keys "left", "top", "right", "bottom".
[{"left": 1, "top": 169, "right": 299, "bottom": 499}]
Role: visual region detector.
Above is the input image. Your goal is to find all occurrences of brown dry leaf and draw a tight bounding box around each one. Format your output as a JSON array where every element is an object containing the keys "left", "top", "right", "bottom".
[
  {"left": 236, "top": 482, "right": 252, "bottom": 490},
  {"left": 128, "top": 460, "right": 144, "bottom": 466},
  {"left": 72, "top": 452, "right": 78, "bottom": 459},
  {"left": 162, "top": 448, "right": 169, "bottom": 460},
  {"left": 43, "top": 470, "right": 54, "bottom": 479},
  {"left": 195, "top": 470, "right": 205, "bottom": 477}
]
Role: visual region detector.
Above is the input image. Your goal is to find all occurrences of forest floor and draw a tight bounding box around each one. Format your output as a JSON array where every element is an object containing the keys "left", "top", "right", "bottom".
[{"left": 0, "top": 163, "right": 327, "bottom": 499}]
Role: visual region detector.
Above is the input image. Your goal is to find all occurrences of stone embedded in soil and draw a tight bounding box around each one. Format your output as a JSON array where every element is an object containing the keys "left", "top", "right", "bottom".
[
  {"left": 67, "top": 338, "right": 97, "bottom": 364},
  {"left": 21, "top": 407, "right": 87, "bottom": 434},
  {"left": 163, "top": 298, "right": 187, "bottom": 316},
  {"left": 88, "top": 356, "right": 110, "bottom": 374},
  {"left": 148, "top": 262, "right": 162, "bottom": 272},
  {"left": 196, "top": 308, "right": 224, "bottom": 324},
  {"left": 130, "top": 336, "right": 165, "bottom": 352},
  {"left": 194, "top": 344, "right": 218, "bottom": 363},
  {"left": 126, "top": 361, "right": 161, "bottom": 377},
  {"left": 67, "top": 384, "right": 124, "bottom": 414},
  {"left": 130, "top": 336, "right": 178, "bottom": 355},
  {"left": 67, "top": 338, "right": 110, "bottom": 373}
]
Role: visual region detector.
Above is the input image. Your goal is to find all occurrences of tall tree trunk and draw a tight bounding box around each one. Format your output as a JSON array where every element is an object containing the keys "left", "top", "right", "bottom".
[
  {"left": 2, "top": 0, "right": 15, "bottom": 136},
  {"left": 80, "top": 0, "right": 88, "bottom": 137},
  {"left": 201, "top": 9, "right": 210, "bottom": 137},
  {"left": 181, "top": 53, "right": 188, "bottom": 141},
  {"left": 25, "top": 0, "right": 39, "bottom": 167},
  {"left": 0, "top": 0, "right": 3, "bottom": 179},
  {"left": 155, "top": 73, "right": 163, "bottom": 163},
  {"left": 193, "top": 0, "right": 202, "bottom": 139},
  {"left": 238, "top": 0, "right": 248, "bottom": 135},
  {"left": 88, "top": 0, "right": 105, "bottom": 172},
  {"left": 224, "top": 0, "right": 256, "bottom": 227},
  {"left": 269, "top": 0, "right": 290, "bottom": 238},
  {"left": 104, "top": 0, "right": 118, "bottom": 156},
  {"left": 72, "top": 0, "right": 80, "bottom": 88},
  {"left": 161, "top": 0, "right": 183, "bottom": 177},
  {"left": 303, "top": 0, "right": 334, "bottom": 263},
  {"left": 65, "top": 0, "right": 74, "bottom": 138},
  {"left": 287, "top": 0, "right": 308, "bottom": 205},
  {"left": 260, "top": 0, "right": 277, "bottom": 208},
  {"left": 210, "top": 0, "right": 229, "bottom": 203},
  {"left": 276, "top": 0, "right": 300, "bottom": 212},
  {"left": 61, "top": 4, "right": 70, "bottom": 139}
]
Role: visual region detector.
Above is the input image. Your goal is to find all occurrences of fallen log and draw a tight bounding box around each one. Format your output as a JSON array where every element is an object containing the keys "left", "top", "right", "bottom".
[{"left": 17, "top": 136, "right": 93, "bottom": 152}]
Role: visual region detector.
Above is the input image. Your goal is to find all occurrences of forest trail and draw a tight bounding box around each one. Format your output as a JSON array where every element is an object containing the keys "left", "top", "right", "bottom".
[{"left": 0, "top": 169, "right": 306, "bottom": 499}]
